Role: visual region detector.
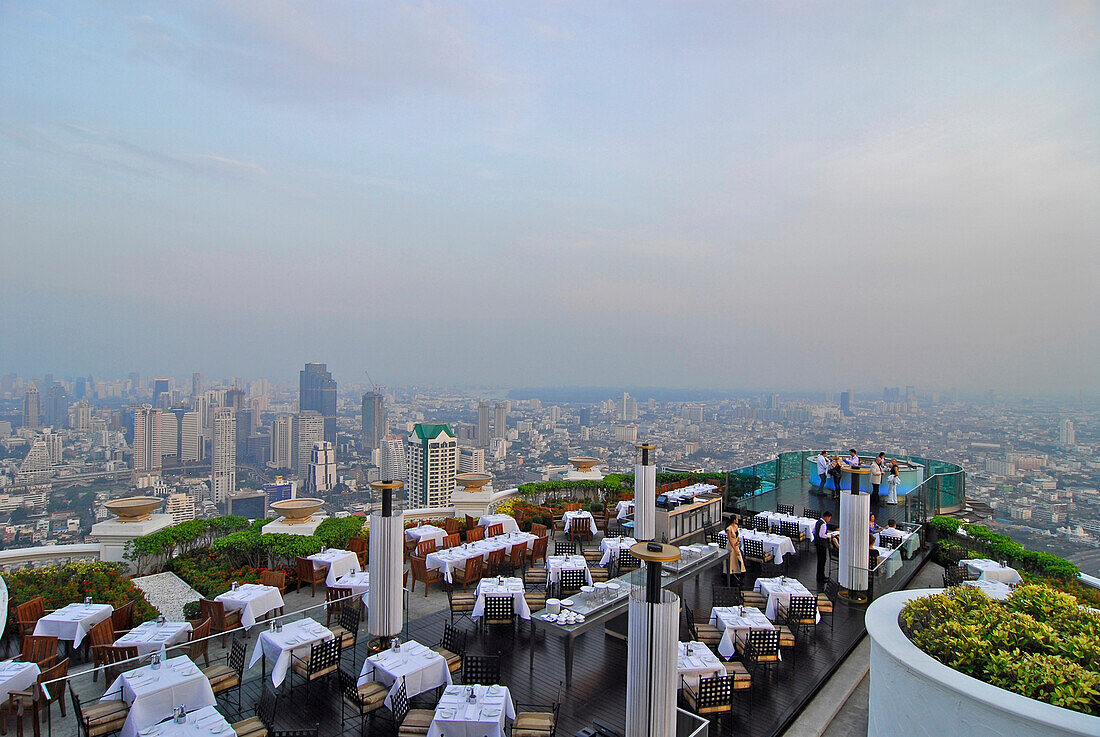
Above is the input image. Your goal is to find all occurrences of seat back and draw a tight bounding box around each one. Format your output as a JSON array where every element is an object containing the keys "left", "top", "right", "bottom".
[
  {"left": 463, "top": 654, "right": 501, "bottom": 685},
  {"left": 743, "top": 538, "right": 766, "bottom": 561},
  {"left": 202, "top": 599, "right": 231, "bottom": 630},
  {"left": 21, "top": 635, "right": 58, "bottom": 668},
  {"left": 256, "top": 685, "right": 278, "bottom": 729},
  {"left": 752, "top": 516, "right": 770, "bottom": 532},
  {"left": 416, "top": 539, "right": 437, "bottom": 557},
  {"left": 462, "top": 555, "right": 484, "bottom": 584},
  {"left": 87, "top": 618, "right": 115, "bottom": 650},
  {"left": 695, "top": 674, "right": 734, "bottom": 710},
  {"left": 554, "top": 540, "right": 576, "bottom": 556},
  {"left": 786, "top": 595, "right": 817, "bottom": 624},
  {"left": 487, "top": 524, "right": 504, "bottom": 538},
  {"left": 464, "top": 515, "right": 477, "bottom": 531},
  {"left": 391, "top": 678, "right": 410, "bottom": 725},
  {"left": 509, "top": 543, "right": 526, "bottom": 567},
  {"left": 307, "top": 638, "right": 341, "bottom": 675},
  {"left": 559, "top": 568, "right": 586, "bottom": 594},
  {"left": 745, "top": 629, "right": 780, "bottom": 661},
  {"left": 564, "top": 503, "right": 581, "bottom": 512},
  {"left": 442, "top": 533, "right": 461, "bottom": 549},
  {"left": 40, "top": 656, "right": 69, "bottom": 706},
  {"left": 440, "top": 623, "right": 466, "bottom": 656},
  {"left": 777, "top": 503, "right": 795, "bottom": 516},
  {"left": 880, "top": 534, "right": 902, "bottom": 549},
  {"left": 780, "top": 521, "right": 801, "bottom": 540},
  {"left": 487, "top": 548, "right": 505, "bottom": 567},
  {"left": 466, "top": 526, "right": 485, "bottom": 542},
  {"left": 804, "top": 507, "right": 820, "bottom": 519},
  {"left": 338, "top": 668, "right": 363, "bottom": 707},
  {"left": 189, "top": 619, "right": 212, "bottom": 662},
  {"left": 823, "top": 578, "right": 839, "bottom": 604},
  {"left": 683, "top": 606, "right": 699, "bottom": 641},
  {"left": 531, "top": 536, "right": 548, "bottom": 561},
  {"left": 229, "top": 638, "right": 248, "bottom": 675},
  {"left": 327, "top": 586, "right": 353, "bottom": 608},
  {"left": 338, "top": 604, "right": 360, "bottom": 642},
  {"left": 296, "top": 557, "right": 319, "bottom": 582},
  {"left": 15, "top": 598, "right": 46, "bottom": 630},
  {"left": 444, "top": 518, "right": 462, "bottom": 535},
  {"left": 617, "top": 548, "right": 640, "bottom": 571},
  {"left": 100, "top": 645, "right": 138, "bottom": 674},
  {"left": 484, "top": 594, "right": 515, "bottom": 624},
  {"left": 262, "top": 569, "right": 287, "bottom": 592},
  {"left": 410, "top": 555, "right": 430, "bottom": 581},
  {"left": 111, "top": 601, "right": 135, "bottom": 633},
  {"left": 711, "top": 586, "right": 743, "bottom": 608},
  {"left": 530, "top": 523, "right": 547, "bottom": 538}
]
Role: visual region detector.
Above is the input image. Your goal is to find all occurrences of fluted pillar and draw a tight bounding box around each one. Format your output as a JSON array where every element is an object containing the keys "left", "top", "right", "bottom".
[
  {"left": 633, "top": 443, "right": 656, "bottom": 541},
  {"left": 368, "top": 481, "right": 404, "bottom": 640},
  {"left": 626, "top": 542, "right": 680, "bottom": 737}
]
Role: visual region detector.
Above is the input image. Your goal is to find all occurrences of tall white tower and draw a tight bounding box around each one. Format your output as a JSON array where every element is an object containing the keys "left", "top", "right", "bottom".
[{"left": 211, "top": 408, "right": 237, "bottom": 504}]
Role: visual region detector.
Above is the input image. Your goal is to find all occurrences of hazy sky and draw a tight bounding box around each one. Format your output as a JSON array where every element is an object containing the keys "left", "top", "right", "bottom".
[{"left": 2, "top": 2, "right": 1098, "bottom": 393}]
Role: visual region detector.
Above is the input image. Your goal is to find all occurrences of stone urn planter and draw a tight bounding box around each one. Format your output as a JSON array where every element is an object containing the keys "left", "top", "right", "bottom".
[{"left": 269, "top": 498, "right": 324, "bottom": 524}]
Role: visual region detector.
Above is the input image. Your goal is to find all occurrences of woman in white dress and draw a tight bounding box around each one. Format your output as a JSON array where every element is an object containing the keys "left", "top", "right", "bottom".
[{"left": 886, "top": 464, "right": 901, "bottom": 505}]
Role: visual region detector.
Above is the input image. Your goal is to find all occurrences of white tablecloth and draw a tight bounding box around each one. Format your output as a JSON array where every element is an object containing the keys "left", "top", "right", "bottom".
[
  {"left": 710, "top": 606, "right": 775, "bottom": 658},
  {"left": 615, "top": 501, "right": 635, "bottom": 520},
  {"left": 360, "top": 640, "right": 452, "bottom": 709},
  {"left": 599, "top": 537, "right": 638, "bottom": 566},
  {"left": 33, "top": 603, "right": 113, "bottom": 646},
  {"left": 308, "top": 549, "right": 361, "bottom": 586},
  {"left": 426, "top": 532, "right": 538, "bottom": 583},
  {"left": 755, "top": 577, "right": 817, "bottom": 622},
  {"left": 961, "top": 559, "right": 1023, "bottom": 585},
  {"left": 478, "top": 515, "right": 520, "bottom": 535},
  {"left": 334, "top": 570, "right": 371, "bottom": 605},
  {"left": 471, "top": 578, "right": 531, "bottom": 620},
  {"left": 545, "top": 555, "right": 593, "bottom": 586},
  {"left": 0, "top": 661, "right": 41, "bottom": 699},
  {"left": 562, "top": 511, "right": 597, "bottom": 535},
  {"left": 429, "top": 684, "right": 516, "bottom": 737},
  {"left": 754, "top": 512, "right": 819, "bottom": 541},
  {"left": 676, "top": 642, "right": 723, "bottom": 689},
  {"left": 739, "top": 529, "right": 797, "bottom": 563},
  {"left": 962, "top": 579, "right": 1013, "bottom": 600},
  {"left": 248, "top": 617, "right": 334, "bottom": 687},
  {"left": 215, "top": 584, "right": 284, "bottom": 629},
  {"left": 872, "top": 546, "right": 902, "bottom": 578},
  {"left": 406, "top": 525, "right": 446, "bottom": 547},
  {"left": 141, "top": 705, "right": 232, "bottom": 737},
  {"left": 875, "top": 528, "right": 921, "bottom": 557},
  {"left": 102, "top": 655, "right": 215, "bottom": 737},
  {"left": 115, "top": 621, "right": 193, "bottom": 657}
]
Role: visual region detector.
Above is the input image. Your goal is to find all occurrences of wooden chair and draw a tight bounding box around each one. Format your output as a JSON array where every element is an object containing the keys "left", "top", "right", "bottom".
[
  {"left": 530, "top": 523, "right": 548, "bottom": 538},
  {"left": 464, "top": 515, "right": 478, "bottom": 532},
  {"left": 86, "top": 620, "right": 115, "bottom": 682},
  {"left": 229, "top": 684, "right": 277, "bottom": 737},
  {"left": 485, "top": 549, "right": 506, "bottom": 577},
  {"left": 200, "top": 599, "right": 242, "bottom": 647},
  {"left": 337, "top": 668, "right": 387, "bottom": 736},
  {"left": 408, "top": 556, "right": 443, "bottom": 597},
  {"left": 70, "top": 692, "right": 128, "bottom": 737},
  {"left": 295, "top": 557, "right": 327, "bottom": 597},
  {"left": 261, "top": 570, "right": 287, "bottom": 615},
  {"left": 325, "top": 587, "right": 354, "bottom": 626},
  {"left": 13, "top": 599, "right": 45, "bottom": 640},
  {"left": 347, "top": 537, "right": 368, "bottom": 567},
  {"left": 509, "top": 543, "right": 527, "bottom": 574},
  {"left": 465, "top": 526, "right": 485, "bottom": 543},
  {"left": 17, "top": 636, "right": 58, "bottom": 670},
  {"left": 390, "top": 678, "right": 434, "bottom": 737},
  {"left": 453, "top": 555, "right": 484, "bottom": 591},
  {"left": 526, "top": 536, "right": 548, "bottom": 568},
  {"left": 187, "top": 618, "right": 212, "bottom": 667},
  {"left": 513, "top": 682, "right": 562, "bottom": 737},
  {"left": 1, "top": 656, "right": 68, "bottom": 737},
  {"left": 441, "top": 533, "right": 461, "bottom": 549},
  {"left": 430, "top": 624, "right": 466, "bottom": 676},
  {"left": 291, "top": 639, "right": 341, "bottom": 699},
  {"left": 682, "top": 674, "right": 733, "bottom": 727},
  {"left": 443, "top": 518, "right": 462, "bottom": 535},
  {"left": 203, "top": 638, "right": 245, "bottom": 712},
  {"left": 110, "top": 602, "right": 134, "bottom": 638},
  {"left": 403, "top": 537, "right": 418, "bottom": 560},
  {"left": 98, "top": 646, "right": 138, "bottom": 685},
  {"left": 486, "top": 523, "right": 504, "bottom": 538},
  {"left": 564, "top": 502, "right": 582, "bottom": 512},
  {"left": 329, "top": 603, "right": 362, "bottom": 661},
  {"left": 415, "top": 540, "right": 437, "bottom": 557},
  {"left": 684, "top": 607, "right": 722, "bottom": 649}
]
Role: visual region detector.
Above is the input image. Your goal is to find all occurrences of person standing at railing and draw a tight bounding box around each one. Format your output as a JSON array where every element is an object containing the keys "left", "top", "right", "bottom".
[
  {"left": 844, "top": 449, "right": 861, "bottom": 468},
  {"left": 886, "top": 464, "right": 901, "bottom": 505},
  {"left": 815, "top": 451, "right": 831, "bottom": 494},
  {"left": 870, "top": 452, "right": 885, "bottom": 512}
]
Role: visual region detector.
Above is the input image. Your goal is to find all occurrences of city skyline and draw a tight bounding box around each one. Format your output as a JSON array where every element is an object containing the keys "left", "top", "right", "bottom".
[{"left": 2, "top": 3, "right": 1097, "bottom": 393}]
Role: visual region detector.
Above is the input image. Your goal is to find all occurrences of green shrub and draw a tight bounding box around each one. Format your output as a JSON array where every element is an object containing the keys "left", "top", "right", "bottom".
[
  {"left": 182, "top": 600, "right": 202, "bottom": 621},
  {"left": 931, "top": 516, "right": 1080, "bottom": 581},
  {"left": 929, "top": 515, "right": 963, "bottom": 536},
  {"left": 168, "top": 550, "right": 261, "bottom": 598},
  {"left": 316, "top": 516, "right": 366, "bottom": 549},
  {"left": 901, "top": 584, "right": 1100, "bottom": 715}
]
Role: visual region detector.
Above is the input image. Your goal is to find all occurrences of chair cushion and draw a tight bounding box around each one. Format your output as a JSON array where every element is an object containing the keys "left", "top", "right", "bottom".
[
  {"left": 82, "top": 700, "right": 130, "bottom": 725},
  {"left": 431, "top": 646, "right": 463, "bottom": 672},
  {"left": 397, "top": 709, "right": 435, "bottom": 735},
  {"left": 231, "top": 715, "right": 269, "bottom": 737},
  {"left": 816, "top": 594, "right": 833, "bottom": 613},
  {"left": 291, "top": 659, "right": 338, "bottom": 678},
  {"left": 723, "top": 660, "right": 751, "bottom": 683},
  {"left": 514, "top": 712, "right": 555, "bottom": 731},
  {"left": 778, "top": 625, "right": 796, "bottom": 647},
  {"left": 89, "top": 716, "right": 129, "bottom": 737},
  {"left": 355, "top": 681, "right": 388, "bottom": 708},
  {"left": 203, "top": 664, "right": 240, "bottom": 691}
]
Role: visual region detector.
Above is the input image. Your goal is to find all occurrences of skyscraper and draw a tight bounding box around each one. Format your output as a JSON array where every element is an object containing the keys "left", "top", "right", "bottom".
[
  {"left": 459, "top": 446, "right": 486, "bottom": 474},
  {"left": 22, "top": 384, "right": 41, "bottom": 429},
  {"left": 176, "top": 409, "right": 203, "bottom": 462},
  {"left": 17, "top": 439, "right": 51, "bottom": 484},
  {"left": 159, "top": 411, "right": 178, "bottom": 461},
  {"left": 477, "top": 400, "right": 491, "bottom": 447},
  {"left": 308, "top": 441, "right": 337, "bottom": 494},
  {"left": 191, "top": 373, "right": 202, "bottom": 397},
  {"left": 152, "top": 378, "right": 170, "bottom": 408},
  {"left": 294, "top": 411, "right": 325, "bottom": 474},
  {"left": 840, "top": 390, "right": 853, "bottom": 416},
  {"left": 132, "top": 405, "right": 162, "bottom": 479},
  {"left": 361, "top": 391, "right": 386, "bottom": 454},
  {"left": 381, "top": 436, "right": 407, "bottom": 482},
  {"left": 620, "top": 392, "right": 638, "bottom": 421},
  {"left": 271, "top": 414, "right": 295, "bottom": 470},
  {"left": 406, "top": 424, "right": 457, "bottom": 508},
  {"left": 41, "top": 430, "right": 62, "bottom": 465},
  {"left": 211, "top": 407, "right": 237, "bottom": 504},
  {"left": 299, "top": 362, "right": 337, "bottom": 445},
  {"left": 44, "top": 384, "right": 69, "bottom": 428},
  {"left": 70, "top": 398, "right": 92, "bottom": 431},
  {"left": 1060, "top": 419, "right": 1076, "bottom": 448},
  {"left": 493, "top": 401, "right": 507, "bottom": 439}
]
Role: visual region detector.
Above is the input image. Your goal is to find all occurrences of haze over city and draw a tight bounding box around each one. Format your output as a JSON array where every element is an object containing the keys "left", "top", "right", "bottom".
[{"left": 2, "top": 2, "right": 1098, "bottom": 393}]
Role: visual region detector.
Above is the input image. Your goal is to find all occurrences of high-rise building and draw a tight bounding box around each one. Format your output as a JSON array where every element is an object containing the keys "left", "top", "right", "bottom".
[
  {"left": 17, "top": 439, "right": 52, "bottom": 484},
  {"left": 682, "top": 404, "right": 704, "bottom": 423},
  {"left": 165, "top": 493, "right": 196, "bottom": 524},
  {"left": 406, "top": 424, "right": 457, "bottom": 508},
  {"left": 579, "top": 407, "right": 592, "bottom": 427},
  {"left": 620, "top": 392, "right": 638, "bottom": 422},
  {"left": 1060, "top": 419, "right": 1076, "bottom": 448},
  {"left": 361, "top": 391, "right": 386, "bottom": 454},
  {"left": 236, "top": 408, "right": 253, "bottom": 459},
  {"left": 308, "top": 441, "right": 337, "bottom": 494},
  {"left": 22, "top": 384, "right": 41, "bottom": 429},
  {"left": 264, "top": 477, "right": 298, "bottom": 504},
  {"left": 41, "top": 430, "right": 63, "bottom": 465},
  {"left": 44, "top": 384, "right": 69, "bottom": 428},
  {"left": 477, "top": 401, "right": 491, "bottom": 447},
  {"left": 271, "top": 414, "right": 295, "bottom": 470},
  {"left": 494, "top": 401, "right": 507, "bottom": 439},
  {"left": 152, "top": 378, "right": 170, "bottom": 408},
  {"left": 549, "top": 406, "right": 561, "bottom": 424},
  {"left": 294, "top": 411, "right": 325, "bottom": 474},
  {"left": 459, "top": 447, "right": 486, "bottom": 474},
  {"left": 615, "top": 424, "right": 639, "bottom": 442},
  {"left": 191, "top": 373, "right": 203, "bottom": 397},
  {"left": 381, "top": 435, "right": 407, "bottom": 482},
  {"left": 840, "top": 390, "right": 853, "bottom": 416},
  {"left": 211, "top": 408, "right": 236, "bottom": 504},
  {"left": 132, "top": 405, "right": 162, "bottom": 479},
  {"left": 159, "top": 412, "right": 178, "bottom": 461},
  {"left": 69, "top": 398, "right": 92, "bottom": 431},
  {"left": 299, "top": 362, "right": 337, "bottom": 445}
]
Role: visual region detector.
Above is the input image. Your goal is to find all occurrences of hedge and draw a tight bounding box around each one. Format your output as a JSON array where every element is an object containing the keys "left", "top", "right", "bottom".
[{"left": 930, "top": 516, "right": 1079, "bottom": 581}]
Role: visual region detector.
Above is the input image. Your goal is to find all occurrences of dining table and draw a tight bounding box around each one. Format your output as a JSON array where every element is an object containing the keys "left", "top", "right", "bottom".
[
  {"left": 102, "top": 655, "right": 216, "bottom": 737},
  {"left": 754, "top": 577, "right": 818, "bottom": 622},
  {"left": 115, "top": 621, "right": 193, "bottom": 657},
  {"left": 754, "top": 511, "right": 820, "bottom": 540},
  {"left": 428, "top": 684, "right": 516, "bottom": 737},
  {"left": 0, "top": 660, "right": 41, "bottom": 700},
  {"left": 615, "top": 501, "right": 635, "bottom": 520},
  {"left": 478, "top": 514, "right": 521, "bottom": 535},
  {"left": 248, "top": 617, "right": 334, "bottom": 687},
  {"left": 135, "top": 704, "right": 233, "bottom": 736},
  {"left": 960, "top": 559, "right": 1023, "bottom": 586},
  {"left": 598, "top": 537, "right": 638, "bottom": 566},
  {"left": 471, "top": 577, "right": 531, "bottom": 621},
  {"left": 562, "top": 511, "right": 597, "bottom": 536},
  {"left": 709, "top": 605, "right": 775, "bottom": 658},
  {"left": 676, "top": 641, "right": 724, "bottom": 689},
  {"left": 405, "top": 525, "right": 446, "bottom": 548},
  {"left": 545, "top": 555, "right": 593, "bottom": 587},
  {"left": 214, "top": 583, "right": 285, "bottom": 629},
  {"left": 425, "top": 532, "right": 538, "bottom": 583},
  {"left": 33, "top": 602, "right": 113, "bottom": 647},
  {"left": 334, "top": 570, "right": 371, "bottom": 605},
  {"left": 307, "top": 548, "right": 361, "bottom": 586},
  {"left": 962, "top": 579, "right": 1013, "bottom": 600},
  {"left": 360, "top": 640, "right": 452, "bottom": 708},
  {"left": 737, "top": 529, "right": 797, "bottom": 563}
]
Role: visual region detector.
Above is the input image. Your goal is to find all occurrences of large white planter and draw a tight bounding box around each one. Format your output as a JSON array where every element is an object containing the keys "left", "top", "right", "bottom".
[{"left": 866, "top": 589, "right": 1100, "bottom": 737}]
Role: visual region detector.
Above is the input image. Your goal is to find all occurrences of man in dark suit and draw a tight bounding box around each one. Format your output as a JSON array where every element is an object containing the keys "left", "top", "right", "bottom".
[{"left": 814, "top": 511, "right": 833, "bottom": 584}]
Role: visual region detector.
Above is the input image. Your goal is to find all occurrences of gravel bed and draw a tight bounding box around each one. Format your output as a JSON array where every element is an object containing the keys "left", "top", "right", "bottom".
[{"left": 131, "top": 572, "right": 201, "bottom": 621}]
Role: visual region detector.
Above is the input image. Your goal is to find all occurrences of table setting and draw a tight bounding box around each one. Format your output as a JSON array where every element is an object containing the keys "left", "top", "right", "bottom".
[
  {"left": 102, "top": 655, "right": 216, "bottom": 737},
  {"left": 134, "top": 705, "right": 232, "bottom": 737},
  {"left": 545, "top": 554, "right": 593, "bottom": 586},
  {"left": 478, "top": 514, "right": 520, "bottom": 535},
  {"left": 334, "top": 569, "right": 371, "bottom": 605},
  {"left": 429, "top": 684, "right": 516, "bottom": 737},
  {"left": 115, "top": 620, "right": 193, "bottom": 657},
  {"left": 598, "top": 537, "right": 637, "bottom": 566},
  {"left": 32, "top": 601, "right": 113, "bottom": 646},
  {"left": 248, "top": 616, "right": 334, "bottom": 687},
  {"left": 307, "top": 548, "right": 361, "bottom": 586},
  {"left": 754, "top": 576, "right": 817, "bottom": 622},
  {"left": 360, "top": 639, "right": 452, "bottom": 708},
  {"left": 709, "top": 606, "right": 775, "bottom": 658},
  {"left": 959, "top": 559, "right": 1023, "bottom": 586},
  {"left": 214, "top": 583, "right": 285, "bottom": 628},
  {"left": 425, "top": 532, "right": 537, "bottom": 583},
  {"left": 562, "top": 510, "right": 597, "bottom": 535},
  {"left": 472, "top": 577, "right": 531, "bottom": 620},
  {"left": 405, "top": 525, "right": 447, "bottom": 547},
  {"left": 676, "top": 641, "right": 724, "bottom": 689}
]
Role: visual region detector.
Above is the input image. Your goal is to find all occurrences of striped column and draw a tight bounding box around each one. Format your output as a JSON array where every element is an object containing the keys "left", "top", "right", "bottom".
[
  {"left": 368, "top": 481, "right": 404, "bottom": 640},
  {"left": 839, "top": 490, "right": 870, "bottom": 592},
  {"left": 634, "top": 444, "right": 657, "bottom": 541},
  {"left": 626, "top": 544, "right": 681, "bottom": 737}
]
